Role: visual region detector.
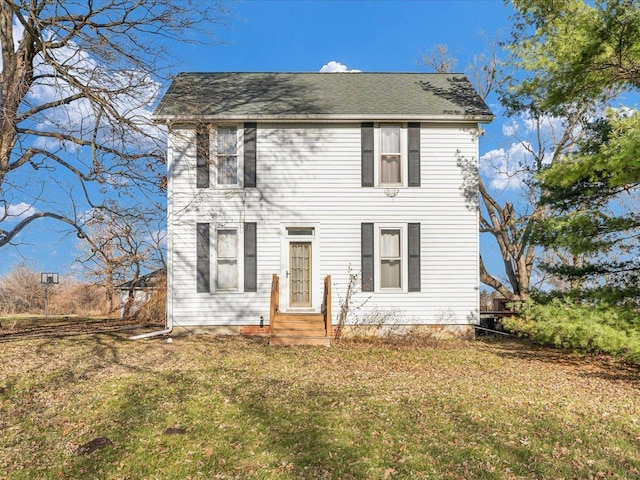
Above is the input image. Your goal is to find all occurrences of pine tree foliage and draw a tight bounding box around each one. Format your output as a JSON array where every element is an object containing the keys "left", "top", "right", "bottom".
[{"left": 509, "top": 0, "right": 640, "bottom": 300}]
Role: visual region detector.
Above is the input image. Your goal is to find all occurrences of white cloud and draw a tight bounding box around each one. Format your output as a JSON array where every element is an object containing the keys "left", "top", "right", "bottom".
[
  {"left": 319, "top": 61, "right": 361, "bottom": 73},
  {"left": 0, "top": 18, "right": 24, "bottom": 70},
  {"left": 483, "top": 110, "right": 580, "bottom": 191},
  {"left": 502, "top": 121, "right": 519, "bottom": 137},
  {"left": 480, "top": 142, "right": 533, "bottom": 191},
  {"left": 5, "top": 202, "right": 38, "bottom": 220}
]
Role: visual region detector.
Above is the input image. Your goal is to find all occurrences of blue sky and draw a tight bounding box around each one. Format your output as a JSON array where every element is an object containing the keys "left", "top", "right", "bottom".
[
  {"left": 2, "top": 0, "right": 514, "bottom": 279},
  {"left": 190, "top": 0, "right": 512, "bottom": 73}
]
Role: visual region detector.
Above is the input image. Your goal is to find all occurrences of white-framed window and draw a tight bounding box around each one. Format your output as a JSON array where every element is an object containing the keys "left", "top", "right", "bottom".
[
  {"left": 197, "top": 223, "right": 255, "bottom": 293},
  {"left": 362, "top": 123, "right": 419, "bottom": 189},
  {"left": 216, "top": 228, "right": 239, "bottom": 290},
  {"left": 380, "top": 125, "right": 402, "bottom": 185},
  {"left": 374, "top": 124, "right": 408, "bottom": 187},
  {"left": 373, "top": 224, "right": 408, "bottom": 292},
  {"left": 215, "top": 126, "right": 239, "bottom": 186},
  {"left": 379, "top": 228, "right": 402, "bottom": 289},
  {"left": 362, "top": 222, "right": 420, "bottom": 293}
]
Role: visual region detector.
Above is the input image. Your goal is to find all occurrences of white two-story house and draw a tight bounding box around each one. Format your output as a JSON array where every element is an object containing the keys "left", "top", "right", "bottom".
[{"left": 153, "top": 72, "right": 493, "bottom": 344}]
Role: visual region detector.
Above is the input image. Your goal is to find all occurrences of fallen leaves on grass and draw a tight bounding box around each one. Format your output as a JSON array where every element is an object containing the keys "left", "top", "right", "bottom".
[{"left": 1, "top": 334, "right": 639, "bottom": 479}]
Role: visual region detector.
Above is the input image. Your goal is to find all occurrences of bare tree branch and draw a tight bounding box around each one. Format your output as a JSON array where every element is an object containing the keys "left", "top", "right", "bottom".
[{"left": 0, "top": 0, "right": 229, "bottom": 274}]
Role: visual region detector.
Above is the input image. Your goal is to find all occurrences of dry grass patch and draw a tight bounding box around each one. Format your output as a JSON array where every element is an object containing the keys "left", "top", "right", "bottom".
[{"left": 1, "top": 334, "right": 639, "bottom": 479}]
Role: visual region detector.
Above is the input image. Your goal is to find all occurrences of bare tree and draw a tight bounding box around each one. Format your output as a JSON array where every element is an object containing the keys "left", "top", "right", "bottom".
[
  {"left": 0, "top": 262, "right": 42, "bottom": 313},
  {"left": 0, "top": 0, "right": 228, "bottom": 257},
  {"left": 477, "top": 102, "right": 597, "bottom": 300},
  {"left": 466, "top": 41, "right": 500, "bottom": 105},
  {"left": 427, "top": 41, "right": 597, "bottom": 301},
  {"left": 48, "top": 279, "right": 105, "bottom": 316},
  {"left": 421, "top": 44, "right": 457, "bottom": 73},
  {"left": 76, "top": 205, "right": 165, "bottom": 315}
]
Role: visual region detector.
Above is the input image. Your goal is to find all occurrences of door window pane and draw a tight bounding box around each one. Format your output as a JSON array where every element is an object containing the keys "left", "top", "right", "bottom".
[{"left": 290, "top": 242, "right": 312, "bottom": 306}]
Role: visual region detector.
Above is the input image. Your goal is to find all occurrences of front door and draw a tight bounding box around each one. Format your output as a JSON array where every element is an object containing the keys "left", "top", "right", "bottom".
[{"left": 289, "top": 241, "right": 312, "bottom": 307}]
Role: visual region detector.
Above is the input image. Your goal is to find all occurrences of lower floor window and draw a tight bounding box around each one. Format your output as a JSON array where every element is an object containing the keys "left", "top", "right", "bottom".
[
  {"left": 380, "top": 228, "right": 402, "bottom": 289},
  {"left": 216, "top": 228, "right": 238, "bottom": 290},
  {"left": 196, "top": 222, "right": 257, "bottom": 293}
]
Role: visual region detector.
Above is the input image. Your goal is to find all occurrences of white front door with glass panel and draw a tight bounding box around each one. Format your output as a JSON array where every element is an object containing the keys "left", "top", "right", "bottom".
[
  {"left": 289, "top": 241, "right": 312, "bottom": 307},
  {"left": 282, "top": 226, "right": 317, "bottom": 311}
]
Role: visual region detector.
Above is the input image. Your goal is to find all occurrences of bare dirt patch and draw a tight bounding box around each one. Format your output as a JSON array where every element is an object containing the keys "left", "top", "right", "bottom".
[{"left": 0, "top": 316, "right": 163, "bottom": 341}]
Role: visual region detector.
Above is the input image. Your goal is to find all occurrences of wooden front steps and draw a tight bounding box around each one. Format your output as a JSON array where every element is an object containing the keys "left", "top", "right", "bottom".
[{"left": 268, "top": 274, "right": 332, "bottom": 346}]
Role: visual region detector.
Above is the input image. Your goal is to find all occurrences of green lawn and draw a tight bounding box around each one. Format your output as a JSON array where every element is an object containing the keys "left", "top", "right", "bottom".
[{"left": 1, "top": 334, "right": 639, "bottom": 479}]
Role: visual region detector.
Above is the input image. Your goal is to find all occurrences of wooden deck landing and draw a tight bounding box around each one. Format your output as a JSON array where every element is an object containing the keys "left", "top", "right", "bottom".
[{"left": 268, "top": 274, "right": 332, "bottom": 346}]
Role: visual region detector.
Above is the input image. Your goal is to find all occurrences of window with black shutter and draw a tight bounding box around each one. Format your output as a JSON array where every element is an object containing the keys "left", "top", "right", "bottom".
[
  {"left": 362, "top": 123, "right": 421, "bottom": 188},
  {"left": 196, "top": 223, "right": 210, "bottom": 292},
  {"left": 408, "top": 223, "right": 421, "bottom": 291},
  {"left": 196, "top": 126, "right": 210, "bottom": 188},
  {"left": 244, "top": 123, "right": 257, "bottom": 188},
  {"left": 361, "top": 123, "right": 374, "bottom": 187},
  {"left": 244, "top": 222, "right": 257, "bottom": 292},
  {"left": 361, "top": 223, "right": 374, "bottom": 292}
]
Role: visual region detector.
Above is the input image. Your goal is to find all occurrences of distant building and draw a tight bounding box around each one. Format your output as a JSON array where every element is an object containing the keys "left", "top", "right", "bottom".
[{"left": 117, "top": 268, "right": 166, "bottom": 318}]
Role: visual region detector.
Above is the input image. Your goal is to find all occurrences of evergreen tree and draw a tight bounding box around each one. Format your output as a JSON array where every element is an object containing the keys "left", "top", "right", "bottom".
[{"left": 509, "top": 0, "right": 640, "bottom": 302}]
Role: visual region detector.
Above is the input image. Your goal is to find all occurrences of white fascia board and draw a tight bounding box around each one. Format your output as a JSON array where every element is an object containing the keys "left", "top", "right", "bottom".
[{"left": 153, "top": 113, "right": 495, "bottom": 125}]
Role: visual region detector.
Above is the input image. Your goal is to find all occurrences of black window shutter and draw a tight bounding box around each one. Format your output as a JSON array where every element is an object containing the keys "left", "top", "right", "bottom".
[
  {"left": 196, "top": 126, "right": 210, "bottom": 188},
  {"left": 361, "top": 222, "right": 374, "bottom": 292},
  {"left": 244, "top": 123, "right": 257, "bottom": 187},
  {"left": 408, "top": 123, "right": 421, "bottom": 187},
  {"left": 408, "top": 223, "right": 421, "bottom": 292},
  {"left": 196, "top": 223, "right": 210, "bottom": 293},
  {"left": 361, "top": 123, "right": 374, "bottom": 187},
  {"left": 244, "top": 222, "right": 257, "bottom": 292}
]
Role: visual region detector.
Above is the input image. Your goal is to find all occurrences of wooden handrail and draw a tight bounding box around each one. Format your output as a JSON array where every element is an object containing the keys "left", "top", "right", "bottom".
[
  {"left": 270, "top": 274, "right": 279, "bottom": 336},
  {"left": 323, "top": 275, "right": 332, "bottom": 338}
]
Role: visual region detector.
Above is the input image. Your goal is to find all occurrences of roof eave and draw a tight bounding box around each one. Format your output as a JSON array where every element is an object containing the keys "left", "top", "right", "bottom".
[{"left": 152, "top": 113, "right": 495, "bottom": 124}]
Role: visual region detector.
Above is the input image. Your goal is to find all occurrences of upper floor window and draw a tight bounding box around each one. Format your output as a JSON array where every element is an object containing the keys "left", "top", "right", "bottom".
[
  {"left": 196, "top": 125, "right": 243, "bottom": 188},
  {"left": 362, "top": 123, "right": 420, "bottom": 188},
  {"left": 215, "top": 127, "right": 238, "bottom": 186},
  {"left": 380, "top": 125, "right": 402, "bottom": 185}
]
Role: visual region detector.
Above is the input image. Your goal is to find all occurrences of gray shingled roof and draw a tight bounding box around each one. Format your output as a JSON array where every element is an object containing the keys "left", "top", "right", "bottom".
[{"left": 153, "top": 72, "right": 493, "bottom": 122}]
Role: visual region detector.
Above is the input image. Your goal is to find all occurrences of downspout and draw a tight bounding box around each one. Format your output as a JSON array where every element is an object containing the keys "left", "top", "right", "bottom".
[
  {"left": 129, "top": 325, "right": 172, "bottom": 340},
  {"left": 129, "top": 289, "right": 172, "bottom": 340}
]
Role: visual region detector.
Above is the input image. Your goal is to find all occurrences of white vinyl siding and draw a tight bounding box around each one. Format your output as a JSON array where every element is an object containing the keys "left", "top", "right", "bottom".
[{"left": 166, "top": 122, "right": 480, "bottom": 327}]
